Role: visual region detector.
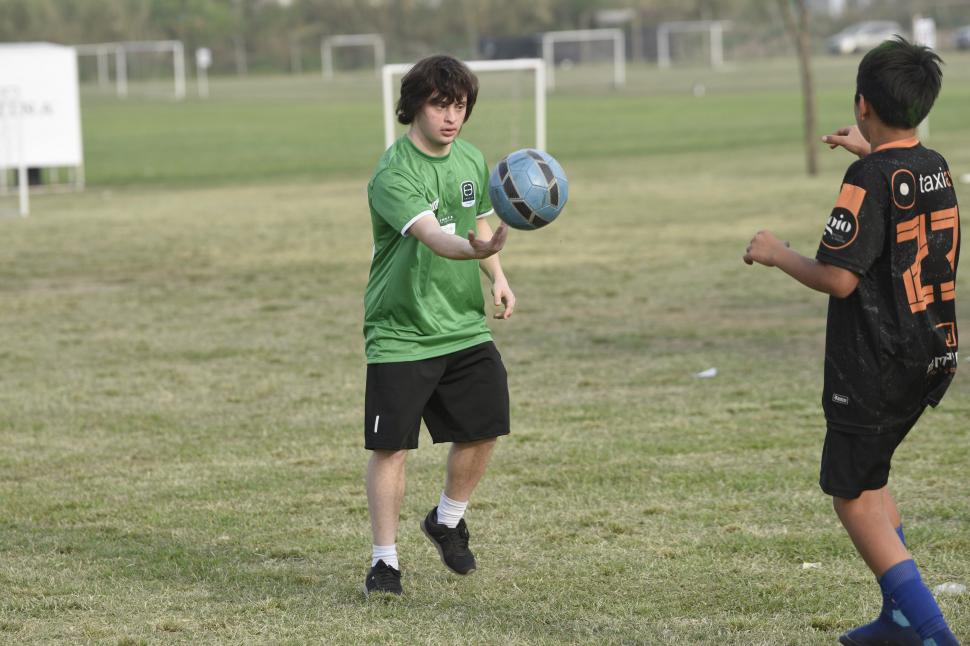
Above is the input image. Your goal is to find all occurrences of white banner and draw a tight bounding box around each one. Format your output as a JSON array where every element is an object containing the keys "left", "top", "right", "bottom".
[{"left": 0, "top": 43, "right": 83, "bottom": 168}]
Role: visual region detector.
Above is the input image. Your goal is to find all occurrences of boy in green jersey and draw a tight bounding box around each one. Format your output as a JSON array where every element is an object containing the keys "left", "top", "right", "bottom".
[{"left": 362, "top": 55, "right": 514, "bottom": 597}]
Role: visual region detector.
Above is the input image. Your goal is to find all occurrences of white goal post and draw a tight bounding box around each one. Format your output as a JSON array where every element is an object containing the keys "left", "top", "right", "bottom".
[
  {"left": 541, "top": 28, "right": 625, "bottom": 90},
  {"left": 657, "top": 21, "right": 731, "bottom": 68},
  {"left": 381, "top": 58, "right": 547, "bottom": 151},
  {"left": 321, "top": 34, "right": 385, "bottom": 79},
  {"left": 74, "top": 40, "right": 186, "bottom": 100},
  {"left": 0, "top": 86, "right": 28, "bottom": 216}
]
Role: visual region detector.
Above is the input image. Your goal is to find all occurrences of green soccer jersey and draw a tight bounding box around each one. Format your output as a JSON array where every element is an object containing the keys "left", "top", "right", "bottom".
[{"left": 363, "top": 135, "right": 495, "bottom": 363}]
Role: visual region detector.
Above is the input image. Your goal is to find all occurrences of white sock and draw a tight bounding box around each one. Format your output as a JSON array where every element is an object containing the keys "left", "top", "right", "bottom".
[
  {"left": 436, "top": 492, "right": 468, "bottom": 529},
  {"left": 372, "top": 544, "right": 398, "bottom": 571}
]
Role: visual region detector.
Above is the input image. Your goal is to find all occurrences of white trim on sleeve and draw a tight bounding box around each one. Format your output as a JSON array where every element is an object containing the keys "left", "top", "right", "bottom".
[
  {"left": 476, "top": 209, "right": 495, "bottom": 219},
  {"left": 401, "top": 210, "right": 436, "bottom": 236}
]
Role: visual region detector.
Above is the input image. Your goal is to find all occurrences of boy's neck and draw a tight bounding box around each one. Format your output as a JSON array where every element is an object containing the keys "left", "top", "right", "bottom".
[
  {"left": 407, "top": 128, "right": 451, "bottom": 157},
  {"left": 866, "top": 126, "right": 919, "bottom": 154}
]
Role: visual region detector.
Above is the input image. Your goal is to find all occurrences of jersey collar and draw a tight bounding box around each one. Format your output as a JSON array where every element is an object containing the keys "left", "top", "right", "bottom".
[
  {"left": 403, "top": 134, "right": 453, "bottom": 162},
  {"left": 872, "top": 137, "right": 920, "bottom": 153}
]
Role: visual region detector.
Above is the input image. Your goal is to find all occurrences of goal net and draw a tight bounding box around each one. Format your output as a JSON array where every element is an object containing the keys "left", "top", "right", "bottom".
[
  {"left": 541, "top": 29, "right": 626, "bottom": 90},
  {"left": 322, "top": 34, "right": 385, "bottom": 79},
  {"left": 657, "top": 21, "right": 730, "bottom": 68},
  {"left": 75, "top": 41, "right": 186, "bottom": 100}
]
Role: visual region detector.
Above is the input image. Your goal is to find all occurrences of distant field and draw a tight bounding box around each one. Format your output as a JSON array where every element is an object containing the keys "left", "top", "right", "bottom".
[
  {"left": 76, "top": 54, "right": 970, "bottom": 187},
  {"left": 1, "top": 55, "right": 968, "bottom": 644}
]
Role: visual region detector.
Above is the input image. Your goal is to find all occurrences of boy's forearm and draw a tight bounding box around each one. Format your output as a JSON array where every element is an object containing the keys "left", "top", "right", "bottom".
[
  {"left": 479, "top": 254, "right": 505, "bottom": 283},
  {"left": 476, "top": 219, "right": 505, "bottom": 283},
  {"left": 423, "top": 231, "right": 477, "bottom": 260},
  {"left": 409, "top": 215, "right": 505, "bottom": 262},
  {"left": 773, "top": 248, "right": 856, "bottom": 298}
]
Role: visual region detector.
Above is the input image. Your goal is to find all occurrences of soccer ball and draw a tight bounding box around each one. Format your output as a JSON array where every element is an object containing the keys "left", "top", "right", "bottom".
[{"left": 488, "top": 149, "right": 568, "bottom": 230}]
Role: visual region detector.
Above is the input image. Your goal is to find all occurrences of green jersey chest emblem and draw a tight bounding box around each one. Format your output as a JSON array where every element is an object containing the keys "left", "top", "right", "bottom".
[{"left": 460, "top": 181, "right": 475, "bottom": 208}]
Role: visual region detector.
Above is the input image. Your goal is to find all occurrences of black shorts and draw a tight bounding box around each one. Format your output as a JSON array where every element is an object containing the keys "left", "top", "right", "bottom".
[
  {"left": 819, "top": 409, "right": 924, "bottom": 499},
  {"left": 364, "top": 341, "right": 510, "bottom": 450}
]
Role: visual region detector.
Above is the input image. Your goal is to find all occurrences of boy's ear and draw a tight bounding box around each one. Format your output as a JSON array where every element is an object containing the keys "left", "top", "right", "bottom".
[{"left": 856, "top": 94, "right": 871, "bottom": 120}]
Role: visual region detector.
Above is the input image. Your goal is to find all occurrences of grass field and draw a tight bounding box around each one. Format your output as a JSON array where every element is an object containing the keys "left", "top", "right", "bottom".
[{"left": 1, "top": 56, "right": 969, "bottom": 644}]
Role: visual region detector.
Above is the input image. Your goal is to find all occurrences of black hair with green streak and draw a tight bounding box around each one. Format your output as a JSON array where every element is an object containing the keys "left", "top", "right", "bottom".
[{"left": 855, "top": 36, "right": 943, "bottom": 129}]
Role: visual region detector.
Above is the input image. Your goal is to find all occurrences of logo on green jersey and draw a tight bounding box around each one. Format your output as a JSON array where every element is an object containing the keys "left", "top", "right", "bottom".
[{"left": 460, "top": 181, "right": 475, "bottom": 208}]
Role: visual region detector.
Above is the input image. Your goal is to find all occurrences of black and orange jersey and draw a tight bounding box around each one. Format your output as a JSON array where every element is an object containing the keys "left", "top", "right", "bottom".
[{"left": 816, "top": 138, "right": 960, "bottom": 433}]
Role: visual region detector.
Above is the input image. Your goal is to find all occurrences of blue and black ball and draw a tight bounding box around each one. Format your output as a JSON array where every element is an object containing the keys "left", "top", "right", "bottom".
[{"left": 488, "top": 149, "right": 568, "bottom": 230}]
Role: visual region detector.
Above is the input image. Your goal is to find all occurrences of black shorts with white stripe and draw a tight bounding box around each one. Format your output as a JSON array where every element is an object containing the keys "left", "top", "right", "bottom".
[{"left": 363, "top": 341, "right": 510, "bottom": 450}]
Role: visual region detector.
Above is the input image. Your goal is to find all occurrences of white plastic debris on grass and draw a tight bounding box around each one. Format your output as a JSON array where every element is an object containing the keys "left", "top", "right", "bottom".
[
  {"left": 933, "top": 582, "right": 967, "bottom": 596},
  {"left": 801, "top": 562, "right": 822, "bottom": 570},
  {"left": 695, "top": 367, "right": 718, "bottom": 379},
  {"left": 960, "top": 173, "right": 970, "bottom": 185}
]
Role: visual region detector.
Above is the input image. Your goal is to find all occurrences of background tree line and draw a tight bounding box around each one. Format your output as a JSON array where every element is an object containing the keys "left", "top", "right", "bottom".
[{"left": 1, "top": 0, "right": 966, "bottom": 75}]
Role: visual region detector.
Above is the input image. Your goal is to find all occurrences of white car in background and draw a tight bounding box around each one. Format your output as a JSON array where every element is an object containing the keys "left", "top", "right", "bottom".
[{"left": 827, "top": 21, "right": 904, "bottom": 54}]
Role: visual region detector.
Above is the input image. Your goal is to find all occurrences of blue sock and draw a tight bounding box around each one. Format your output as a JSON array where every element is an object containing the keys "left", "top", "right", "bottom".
[
  {"left": 879, "top": 560, "right": 958, "bottom": 646},
  {"left": 879, "top": 526, "right": 907, "bottom": 621},
  {"left": 839, "top": 526, "right": 919, "bottom": 644}
]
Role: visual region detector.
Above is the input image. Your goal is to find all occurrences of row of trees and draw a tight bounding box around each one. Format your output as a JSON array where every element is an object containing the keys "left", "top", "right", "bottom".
[
  {"left": 0, "top": 0, "right": 953, "bottom": 74},
  {"left": 4, "top": 0, "right": 963, "bottom": 176}
]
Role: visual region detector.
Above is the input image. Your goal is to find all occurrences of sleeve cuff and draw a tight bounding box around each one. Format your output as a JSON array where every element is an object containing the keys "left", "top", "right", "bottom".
[
  {"left": 476, "top": 209, "right": 495, "bottom": 219},
  {"left": 815, "top": 251, "right": 867, "bottom": 276},
  {"left": 401, "top": 211, "right": 436, "bottom": 236}
]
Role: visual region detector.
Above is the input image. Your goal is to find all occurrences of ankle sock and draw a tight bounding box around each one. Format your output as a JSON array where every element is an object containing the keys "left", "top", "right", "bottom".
[
  {"left": 372, "top": 544, "right": 399, "bottom": 571},
  {"left": 436, "top": 492, "right": 468, "bottom": 528}
]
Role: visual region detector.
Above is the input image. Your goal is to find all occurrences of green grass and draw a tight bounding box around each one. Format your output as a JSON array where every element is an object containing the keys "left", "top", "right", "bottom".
[{"left": 1, "top": 56, "right": 969, "bottom": 644}]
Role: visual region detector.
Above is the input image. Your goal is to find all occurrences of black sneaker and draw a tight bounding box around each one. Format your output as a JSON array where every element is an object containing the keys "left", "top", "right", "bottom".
[
  {"left": 421, "top": 507, "right": 477, "bottom": 575},
  {"left": 363, "top": 560, "right": 402, "bottom": 598}
]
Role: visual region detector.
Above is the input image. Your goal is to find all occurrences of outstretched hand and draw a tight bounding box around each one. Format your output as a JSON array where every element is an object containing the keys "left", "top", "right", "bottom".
[
  {"left": 467, "top": 221, "right": 508, "bottom": 259},
  {"left": 744, "top": 231, "right": 789, "bottom": 267},
  {"left": 821, "top": 125, "right": 871, "bottom": 158}
]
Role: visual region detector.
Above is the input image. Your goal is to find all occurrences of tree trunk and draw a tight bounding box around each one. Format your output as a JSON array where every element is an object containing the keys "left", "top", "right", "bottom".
[
  {"left": 462, "top": 0, "right": 480, "bottom": 59},
  {"left": 234, "top": 34, "right": 248, "bottom": 76},
  {"left": 233, "top": 0, "right": 248, "bottom": 77},
  {"left": 778, "top": 0, "right": 818, "bottom": 176}
]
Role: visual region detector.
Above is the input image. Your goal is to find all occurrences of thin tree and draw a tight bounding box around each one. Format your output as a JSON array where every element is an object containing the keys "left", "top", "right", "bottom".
[
  {"left": 231, "top": 0, "right": 249, "bottom": 76},
  {"left": 777, "top": 0, "right": 818, "bottom": 176}
]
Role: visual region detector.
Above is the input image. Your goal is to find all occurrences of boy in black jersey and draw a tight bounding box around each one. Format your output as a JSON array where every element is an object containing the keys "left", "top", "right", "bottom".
[{"left": 745, "top": 38, "right": 960, "bottom": 646}]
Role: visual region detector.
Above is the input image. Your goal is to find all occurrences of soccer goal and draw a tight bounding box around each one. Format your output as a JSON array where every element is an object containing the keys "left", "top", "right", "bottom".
[
  {"left": 75, "top": 40, "right": 186, "bottom": 100},
  {"left": 321, "top": 34, "right": 385, "bottom": 79},
  {"left": 540, "top": 28, "right": 625, "bottom": 90},
  {"left": 657, "top": 21, "right": 731, "bottom": 68},
  {"left": 381, "top": 59, "right": 547, "bottom": 153}
]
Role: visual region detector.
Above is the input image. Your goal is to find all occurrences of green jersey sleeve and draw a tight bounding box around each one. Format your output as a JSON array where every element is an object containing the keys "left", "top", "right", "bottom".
[{"left": 370, "top": 169, "right": 436, "bottom": 235}]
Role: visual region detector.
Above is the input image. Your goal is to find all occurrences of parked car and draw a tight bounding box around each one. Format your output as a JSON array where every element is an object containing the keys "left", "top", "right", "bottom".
[
  {"left": 956, "top": 25, "right": 970, "bottom": 50},
  {"left": 827, "top": 21, "right": 904, "bottom": 55}
]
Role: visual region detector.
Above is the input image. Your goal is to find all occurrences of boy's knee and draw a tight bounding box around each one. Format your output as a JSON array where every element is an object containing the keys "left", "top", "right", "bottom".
[
  {"left": 832, "top": 491, "right": 879, "bottom": 517},
  {"left": 372, "top": 448, "right": 409, "bottom": 464}
]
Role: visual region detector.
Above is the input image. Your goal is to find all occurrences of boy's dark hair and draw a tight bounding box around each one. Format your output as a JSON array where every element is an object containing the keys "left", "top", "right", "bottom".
[
  {"left": 396, "top": 55, "right": 479, "bottom": 125},
  {"left": 855, "top": 36, "right": 943, "bottom": 129}
]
